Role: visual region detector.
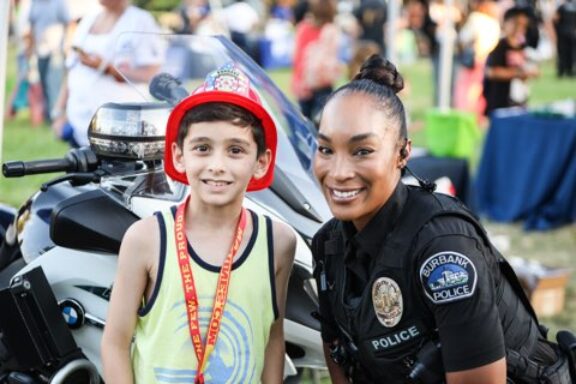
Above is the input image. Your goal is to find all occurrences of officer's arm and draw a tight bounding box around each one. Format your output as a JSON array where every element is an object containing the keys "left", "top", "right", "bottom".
[
  {"left": 414, "top": 219, "right": 506, "bottom": 378},
  {"left": 323, "top": 343, "right": 350, "bottom": 384},
  {"left": 446, "top": 358, "right": 506, "bottom": 384}
]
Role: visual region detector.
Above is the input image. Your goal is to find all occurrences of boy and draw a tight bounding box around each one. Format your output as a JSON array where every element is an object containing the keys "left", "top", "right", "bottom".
[
  {"left": 483, "top": 6, "right": 540, "bottom": 116},
  {"left": 101, "top": 63, "right": 296, "bottom": 383}
]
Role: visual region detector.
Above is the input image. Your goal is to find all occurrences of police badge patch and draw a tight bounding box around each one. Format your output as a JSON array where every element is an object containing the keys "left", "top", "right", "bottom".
[
  {"left": 420, "top": 251, "right": 477, "bottom": 304},
  {"left": 372, "top": 277, "right": 403, "bottom": 328}
]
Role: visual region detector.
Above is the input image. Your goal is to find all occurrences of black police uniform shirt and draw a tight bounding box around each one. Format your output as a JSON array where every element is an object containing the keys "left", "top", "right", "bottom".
[{"left": 312, "top": 182, "right": 506, "bottom": 373}]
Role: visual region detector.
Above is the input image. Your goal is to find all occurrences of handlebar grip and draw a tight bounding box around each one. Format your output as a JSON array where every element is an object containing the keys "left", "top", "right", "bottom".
[
  {"left": 2, "top": 162, "right": 25, "bottom": 177},
  {"left": 3, "top": 158, "right": 73, "bottom": 177}
]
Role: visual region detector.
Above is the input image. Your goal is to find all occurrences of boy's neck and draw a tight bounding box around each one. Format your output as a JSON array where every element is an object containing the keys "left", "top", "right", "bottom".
[
  {"left": 506, "top": 36, "right": 518, "bottom": 47},
  {"left": 184, "top": 197, "right": 245, "bottom": 231}
]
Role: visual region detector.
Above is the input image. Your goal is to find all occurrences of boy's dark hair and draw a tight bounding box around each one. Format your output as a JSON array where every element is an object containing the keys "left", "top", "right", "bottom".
[
  {"left": 504, "top": 5, "right": 533, "bottom": 21},
  {"left": 310, "top": 0, "right": 337, "bottom": 25},
  {"left": 177, "top": 102, "right": 266, "bottom": 156}
]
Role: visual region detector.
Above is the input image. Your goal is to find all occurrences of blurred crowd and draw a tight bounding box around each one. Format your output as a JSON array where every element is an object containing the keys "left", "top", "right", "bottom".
[
  {"left": 5, "top": 0, "right": 576, "bottom": 144},
  {"left": 7, "top": 0, "right": 162, "bottom": 147}
]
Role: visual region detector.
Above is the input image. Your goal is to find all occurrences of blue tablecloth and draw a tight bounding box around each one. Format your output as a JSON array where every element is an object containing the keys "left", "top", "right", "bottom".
[{"left": 475, "top": 113, "right": 576, "bottom": 230}]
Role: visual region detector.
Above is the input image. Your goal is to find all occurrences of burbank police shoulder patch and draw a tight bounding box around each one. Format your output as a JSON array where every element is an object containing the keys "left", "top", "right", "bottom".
[
  {"left": 419, "top": 251, "right": 477, "bottom": 304},
  {"left": 372, "top": 277, "right": 403, "bottom": 328}
]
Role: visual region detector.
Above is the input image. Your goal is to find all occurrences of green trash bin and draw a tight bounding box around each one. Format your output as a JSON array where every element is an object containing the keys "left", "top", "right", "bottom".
[{"left": 424, "top": 109, "right": 481, "bottom": 159}]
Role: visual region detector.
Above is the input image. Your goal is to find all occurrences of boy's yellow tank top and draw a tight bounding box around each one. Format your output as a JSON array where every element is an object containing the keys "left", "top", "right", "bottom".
[{"left": 132, "top": 208, "right": 277, "bottom": 383}]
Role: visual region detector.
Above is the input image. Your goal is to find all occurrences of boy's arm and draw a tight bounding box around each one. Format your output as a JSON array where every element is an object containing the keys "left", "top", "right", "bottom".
[
  {"left": 485, "top": 44, "right": 539, "bottom": 81},
  {"left": 101, "top": 217, "right": 159, "bottom": 384},
  {"left": 261, "top": 221, "right": 296, "bottom": 383},
  {"left": 485, "top": 66, "right": 536, "bottom": 81}
]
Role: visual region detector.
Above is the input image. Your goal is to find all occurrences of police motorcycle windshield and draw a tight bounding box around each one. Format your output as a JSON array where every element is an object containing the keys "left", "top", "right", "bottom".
[{"left": 110, "top": 33, "right": 331, "bottom": 235}]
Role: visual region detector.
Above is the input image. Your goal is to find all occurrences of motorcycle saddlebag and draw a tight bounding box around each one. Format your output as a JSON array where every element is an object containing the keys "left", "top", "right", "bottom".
[{"left": 0, "top": 267, "right": 79, "bottom": 371}]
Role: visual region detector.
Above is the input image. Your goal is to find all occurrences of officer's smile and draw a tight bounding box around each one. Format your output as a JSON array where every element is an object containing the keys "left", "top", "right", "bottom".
[{"left": 330, "top": 188, "right": 364, "bottom": 202}]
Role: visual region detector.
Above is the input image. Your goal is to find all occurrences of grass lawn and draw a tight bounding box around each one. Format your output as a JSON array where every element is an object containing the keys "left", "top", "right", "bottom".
[{"left": 1, "top": 42, "right": 576, "bottom": 372}]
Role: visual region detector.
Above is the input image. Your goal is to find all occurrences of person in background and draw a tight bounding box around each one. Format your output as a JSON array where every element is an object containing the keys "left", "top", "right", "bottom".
[
  {"left": 177, "top": 0, "right": 210, "bottom": 34},
  {"left": 271, "top": 0, "right": 295, "bottom": 22},
  {"left": 6, "top": 0, "right": 32, "bottom": 120},
  {"left": 292, "top": 0, "right": 309, "bottom": 25},
  {"left": 515, "top": 0, "right": 541, "bottom": 50},
  {"left": 222, "top": 0, "right": 261, "bottom": 62},
  {"left": 405, "top": 0, "right": 445, "bottom": 105},
  {"left": 453, "top": 0, "right": 500, "bottom": 124},
  {"left": 483, "top": 6, "right": 539, "bottom": 116},
  {"left": 28, "top": 0, "right": 70, "bottom": 124},
  {"left": 353, "top": 0, "right": 387, "bottom": 54},
  {"left": 292, "top": 0, "right": 343, "bottom": 121},
  {"left": 51, "top": 0, "right": 163, "bottom": 148},
  {"left": 553, "top": 0, "right": 576, "bottom": 77}
]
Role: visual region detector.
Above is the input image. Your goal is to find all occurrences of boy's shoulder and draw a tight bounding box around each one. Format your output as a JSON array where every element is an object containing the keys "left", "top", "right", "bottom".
[
  {"left": 267, "top": 217, "right": 296, "bottom": 240},
  {"left": 122, "top": 214, "right": 161, "bottom": 251},
  {"left": 266, "top": 217, "right": 296, "bottom": 259},
  {"left": 259, "top": 212, "right": 287, "bottom": 232}
]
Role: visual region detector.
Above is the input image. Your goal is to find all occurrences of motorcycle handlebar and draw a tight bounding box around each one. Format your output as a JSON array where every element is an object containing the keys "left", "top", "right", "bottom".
[
  {"left": 2, "top": 148, "right": 99, "bottom": 178},
  {"left": 3, "top": 158, "right": 74, "bottom": 177}
]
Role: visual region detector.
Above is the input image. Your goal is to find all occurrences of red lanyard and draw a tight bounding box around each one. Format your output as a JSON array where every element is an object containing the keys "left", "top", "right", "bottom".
[{"left": 174, "top": 198, "right": 247, "bottom": 384}]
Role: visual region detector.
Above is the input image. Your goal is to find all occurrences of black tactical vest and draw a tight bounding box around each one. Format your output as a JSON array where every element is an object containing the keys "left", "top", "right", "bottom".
[{"left": 317, "top": 186, "right": 543, "bottom": 383}]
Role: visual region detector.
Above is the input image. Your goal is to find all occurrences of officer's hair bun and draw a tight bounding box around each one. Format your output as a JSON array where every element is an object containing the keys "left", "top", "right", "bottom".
[{"left": 353, "top": 54, "right": 404, "bottom": 94}]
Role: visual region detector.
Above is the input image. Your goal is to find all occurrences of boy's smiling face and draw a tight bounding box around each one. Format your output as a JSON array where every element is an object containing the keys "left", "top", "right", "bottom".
[{"left": 172, "top": 121, "right": 271, "bottom": 207}]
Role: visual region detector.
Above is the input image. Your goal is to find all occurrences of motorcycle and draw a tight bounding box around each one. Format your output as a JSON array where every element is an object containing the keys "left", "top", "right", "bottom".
[{"left": 0, "top": 34, "right": 331, "bottom": 383}]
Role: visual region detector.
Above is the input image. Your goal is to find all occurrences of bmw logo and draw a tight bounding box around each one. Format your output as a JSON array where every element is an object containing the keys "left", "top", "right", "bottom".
[{"left": 59, "top": 299, "right": 85, "bottom": 329}]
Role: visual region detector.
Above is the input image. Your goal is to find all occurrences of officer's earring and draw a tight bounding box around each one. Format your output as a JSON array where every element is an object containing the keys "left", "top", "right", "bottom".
[
  {"left": 398, "top": 138, "right": 411, "bottom": 169},
  {"left": 399, "top": 149, "right": 408, "bottom": 168}
]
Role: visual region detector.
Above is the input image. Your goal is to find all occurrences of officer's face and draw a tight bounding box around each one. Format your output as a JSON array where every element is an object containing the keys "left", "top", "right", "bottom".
[{"left": 314, "top": 93, "right": 409, "bottom": 230}]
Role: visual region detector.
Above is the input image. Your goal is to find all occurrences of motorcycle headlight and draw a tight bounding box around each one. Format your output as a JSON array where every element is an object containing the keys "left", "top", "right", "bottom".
[{"left": 88, "top": 102, "right": 171, "bottom": 161}]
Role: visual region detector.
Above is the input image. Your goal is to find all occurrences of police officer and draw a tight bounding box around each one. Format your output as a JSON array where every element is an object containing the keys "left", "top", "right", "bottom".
[{"left": 312, "top": 55, "right": 573, "bottom": 383}]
